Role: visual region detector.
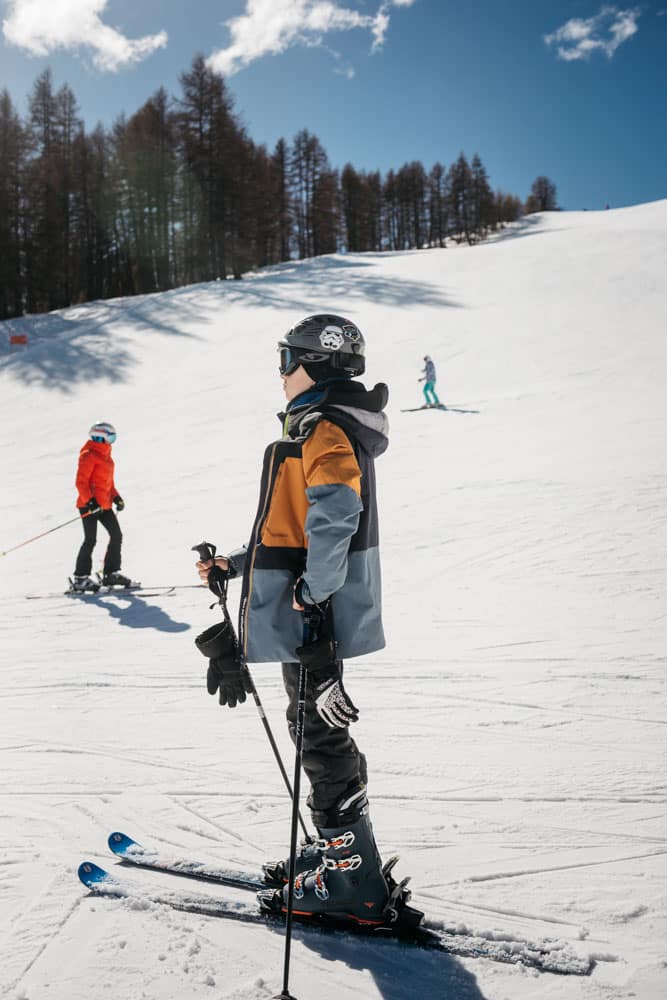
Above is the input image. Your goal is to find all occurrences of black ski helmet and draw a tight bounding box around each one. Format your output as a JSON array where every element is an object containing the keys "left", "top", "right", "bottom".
[{"left": 278, "top": 314, "right": 365, "bottom": 379}]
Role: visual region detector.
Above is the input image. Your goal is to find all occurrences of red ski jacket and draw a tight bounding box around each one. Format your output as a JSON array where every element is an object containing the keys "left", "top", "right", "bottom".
[{"left": 75, "top": 440, "right": 118, "bottom": 510}]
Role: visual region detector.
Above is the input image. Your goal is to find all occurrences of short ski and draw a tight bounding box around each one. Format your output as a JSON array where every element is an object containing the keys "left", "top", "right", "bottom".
[
  {"left": 401, "top": 404, "right": 448, "bottom": 411},
  {"left": 77, "top": 861, "right": 594, "bottom": 975},
  {"left": 108, "top": 831, "right": 265, "bottom": 891},
  {"left": 400, "top": 405, "right": 479, "bottom": 414}
]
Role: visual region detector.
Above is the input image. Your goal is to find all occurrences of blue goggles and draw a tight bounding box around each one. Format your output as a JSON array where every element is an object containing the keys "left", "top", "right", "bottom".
[{"left": 92, "top": 433, "right": 116, "bottom": 444}]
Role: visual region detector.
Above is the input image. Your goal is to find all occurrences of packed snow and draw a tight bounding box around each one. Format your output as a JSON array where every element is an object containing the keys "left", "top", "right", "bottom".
[{"left": 1, "top": 202, "right": 666, "bottom": 999}]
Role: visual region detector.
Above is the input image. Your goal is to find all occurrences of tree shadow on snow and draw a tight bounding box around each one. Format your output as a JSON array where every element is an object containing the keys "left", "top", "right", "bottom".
[
  {"left": 295, "top": 928, "right": 488, "bottom": 1000},
  {"left": 85, "top": 592, "right": 190, "bottom": 633},
  {"left": 0, "top": 292, "right": 206, "bottom": 392},
  {"left": 482, "top": 213, "right": 571, "bottom": 246},
  {"left": 236, "top": 253, "right": 461, "bottom": 313},
  {"left": 0, "top": 254, "right": 460, "bottom": 391}
]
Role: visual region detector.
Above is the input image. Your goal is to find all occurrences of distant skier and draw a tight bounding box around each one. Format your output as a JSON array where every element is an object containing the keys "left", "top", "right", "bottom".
[
  {"left": 70, "top": 421, "right": 130, "bottom": 592},
  {"left": 418, "top": 355, "right": 443, "bottom": 408},
  {"left": 196, "top": 314, "right": 393, "bottom": 925}
]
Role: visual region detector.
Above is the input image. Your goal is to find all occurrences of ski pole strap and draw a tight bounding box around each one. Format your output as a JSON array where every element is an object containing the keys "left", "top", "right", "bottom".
[{"left": 302, "top": 598, "right": 332, "bottom": 647}]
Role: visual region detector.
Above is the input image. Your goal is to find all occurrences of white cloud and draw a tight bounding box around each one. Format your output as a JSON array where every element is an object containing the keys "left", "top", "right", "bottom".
[
  {"left": 2, "top": 0, "right": 167, "bottom": 72},
  {"left": 544, "top": 5, "right": 640, "bottom": 61},
  {"left": 206, "top": 0, "right": 417, "bottom": 77}
]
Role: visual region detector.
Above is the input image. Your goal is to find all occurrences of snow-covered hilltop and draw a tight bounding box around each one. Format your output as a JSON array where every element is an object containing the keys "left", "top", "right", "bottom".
[{"left": 1, "top": 203, "right": 666, "bottom": 999}]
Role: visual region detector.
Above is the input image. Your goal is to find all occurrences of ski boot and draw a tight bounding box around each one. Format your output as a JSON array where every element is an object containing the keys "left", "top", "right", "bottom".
[
  {"left": 262, "top": 786, "right": 370, "bottom": 887},
  {"left": 98, "top": 571, "right": 138, "bottom": 589},
  {"left": 68, "top": 575, "right": 100, "bottom": 594},
  {"left": 259, "top": 793, "right": 392, "bottom": 926}
]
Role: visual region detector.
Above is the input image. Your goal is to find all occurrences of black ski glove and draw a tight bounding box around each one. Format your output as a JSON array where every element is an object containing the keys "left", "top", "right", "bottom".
[
  {"left": 195, "top": 620, "right": 252, "bottom": 709},
  {"left": 296, "top": 631, "right": 359, "bottom": 730},
  {"left": 206, "top": 657, "right": 253, "bottom": 708},
  {"left": 113, "top": 495, "right": 125, "bottom": 512},
  {"left": 81, "top": 497, "right": 101, "bottom": 515}
]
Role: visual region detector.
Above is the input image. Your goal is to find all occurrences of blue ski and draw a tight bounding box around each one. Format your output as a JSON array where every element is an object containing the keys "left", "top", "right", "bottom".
[{"left": 108, "top": 831, "right": 265, "bottom": 891}]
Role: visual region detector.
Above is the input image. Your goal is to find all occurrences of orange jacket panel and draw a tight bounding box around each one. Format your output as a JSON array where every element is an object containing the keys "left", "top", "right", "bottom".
[
  {"left": 260, "top": 421, "right": 362, "bottom": 551},
  {"left": 75, "top": 440, "right": 117, "bottom": 509},
  {"left": 302, "top": 420, "right": 362, "bottom": 495},
  {"left": 261, "top": 456, "right": 310, "bottom": 549}
]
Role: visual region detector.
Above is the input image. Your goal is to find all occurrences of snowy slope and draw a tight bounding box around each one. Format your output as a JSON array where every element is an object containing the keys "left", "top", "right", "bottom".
[{"left": 1, "top": 203, "right": 666, "bottom": 1000}]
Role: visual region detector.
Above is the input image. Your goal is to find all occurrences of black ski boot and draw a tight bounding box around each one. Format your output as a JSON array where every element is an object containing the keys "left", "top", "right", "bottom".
[
  {"left": 68, "top": 575, "right": 100, "bottom": 593},
  {"left": 259, "top": 793, "right": 390, "bottom": 925},
  {"left": 99, "top": 571, "right": 137, "bottom": 588}
]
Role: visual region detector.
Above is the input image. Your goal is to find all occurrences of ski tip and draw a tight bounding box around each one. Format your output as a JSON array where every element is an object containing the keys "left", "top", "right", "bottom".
[
  {"left": 78, "top": 860, "right": 112, "bottom": 889},
  {"left": 108, "top": 831, "right": 140, "bottom": 855}
]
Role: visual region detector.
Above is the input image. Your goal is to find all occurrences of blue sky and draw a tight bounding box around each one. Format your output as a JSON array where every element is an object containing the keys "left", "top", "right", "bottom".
[{"left": 1, "top": 0, "right": 666, "bottom": 210}]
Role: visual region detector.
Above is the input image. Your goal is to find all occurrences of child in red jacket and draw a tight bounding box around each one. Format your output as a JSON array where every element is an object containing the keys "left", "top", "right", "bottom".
[{"left": 70, "top": 421, "right": 130, "bottom": 592}]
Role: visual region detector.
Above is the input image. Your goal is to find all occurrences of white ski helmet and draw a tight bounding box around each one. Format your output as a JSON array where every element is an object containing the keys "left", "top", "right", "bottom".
[{"left": 89, "top": 421, "right": 117, "bottom": 444}]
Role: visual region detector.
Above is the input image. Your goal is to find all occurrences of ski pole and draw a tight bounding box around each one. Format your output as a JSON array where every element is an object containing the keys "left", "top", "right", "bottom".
[
  {"left": 1, "top": 508, "right": 98, "bottom": 557},
  {"left": 274, "top": 610, "right": 314, "bottom": 1000},
  {"left": 192, "top": 542, "right": 310, "bottom": 841}
]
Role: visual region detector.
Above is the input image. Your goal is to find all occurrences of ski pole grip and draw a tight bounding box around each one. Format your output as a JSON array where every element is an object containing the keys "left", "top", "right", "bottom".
[{"left": 192, "top": 541, "right": 217, "bottom": 563}]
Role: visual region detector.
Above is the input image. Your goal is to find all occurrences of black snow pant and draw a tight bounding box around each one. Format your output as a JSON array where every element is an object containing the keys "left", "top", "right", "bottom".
[
  {"left": 74, "top": 508, "right": 122, "bottom": 577},
  {"left": 282, "top": 661, "right": 367, "bottom": 829}
]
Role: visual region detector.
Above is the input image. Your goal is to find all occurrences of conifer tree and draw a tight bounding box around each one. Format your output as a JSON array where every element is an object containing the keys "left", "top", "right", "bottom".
[
  {"left": 448, "top": 153, "right": 474, "bottom": 244},
  {"left": 289, "top": 129, "right": 334, "bottom": 259},
  {"left": 272, "top": 138, "right": 292, "bottom": 262},
  {"left": 470, "top": 153, "right": 494, "bottom": 239},
  {"left": 0, "top": 90, "right": 26, "bottom": 318},
  {"left": 428, "top": 162, "right": 449, "bottom": 248},
  {"left": 177, "top": 55, "right": 241, "bottom": 281},
  {"left": 526, "top": 175, "right": 558, "bottom": 213}
]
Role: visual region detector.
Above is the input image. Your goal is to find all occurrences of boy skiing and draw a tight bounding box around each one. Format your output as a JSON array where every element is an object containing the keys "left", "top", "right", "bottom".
[
  {"left": 196, "top": 314, "right": 392, "bottom": 925},
  {"left": 70, "top": 421, "right": 131, "bottom": 592},
  {"left": 418, "top": 354, "right": 443, "bottom": 408}
]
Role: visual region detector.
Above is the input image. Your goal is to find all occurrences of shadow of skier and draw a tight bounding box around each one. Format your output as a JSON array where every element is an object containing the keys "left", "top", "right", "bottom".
[
  {"left": 88, "top": 592, "right": 190, "bottom": 633},
  {"left": 294, "top": 926, "right": 488, "bottom": 999}
]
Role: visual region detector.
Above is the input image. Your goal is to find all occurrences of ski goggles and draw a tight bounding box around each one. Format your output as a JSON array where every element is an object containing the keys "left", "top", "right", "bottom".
[
  {"left": 278, "top": 346, "right": 301, "bottom": 377},
  {"left": 91, "top": 433, "right": 116, "bottom": 444},
  {"left": 278, "top": 345, "right": 333, "bottom": 376}
]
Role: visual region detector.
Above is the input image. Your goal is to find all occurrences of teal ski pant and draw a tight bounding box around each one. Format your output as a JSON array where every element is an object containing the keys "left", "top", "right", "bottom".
[{"left": 423, "top": 381, "right": 440, "bottom": 406}]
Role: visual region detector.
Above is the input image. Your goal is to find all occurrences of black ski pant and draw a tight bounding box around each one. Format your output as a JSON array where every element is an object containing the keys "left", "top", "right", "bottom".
[
  {"left": 74, "top": 508, "right": 122, "bottom": 577},
  {"left": 282, "top": 661, "right": 367, "bottom": 828}
]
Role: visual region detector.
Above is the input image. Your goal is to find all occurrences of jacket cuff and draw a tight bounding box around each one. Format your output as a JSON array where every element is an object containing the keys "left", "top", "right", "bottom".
[
  {"left": 226, "top": 546, "right": 247, "bottom": 579},
  {"left": 298, "top": 577, "right": 329, "bottom": 606}
]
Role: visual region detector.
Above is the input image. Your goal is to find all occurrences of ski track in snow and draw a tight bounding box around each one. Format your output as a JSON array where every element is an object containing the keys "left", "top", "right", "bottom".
[{"left": 2, "top": 205, "right": 667, "bottom": 998}]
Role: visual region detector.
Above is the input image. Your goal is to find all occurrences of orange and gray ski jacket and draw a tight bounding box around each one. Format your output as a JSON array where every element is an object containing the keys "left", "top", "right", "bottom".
[
  {"left": 230, "top": 381, "right": 389, "bottom": 663},
  {"left": 75, "top": 440, "right": 117, "bottom": 510}
]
